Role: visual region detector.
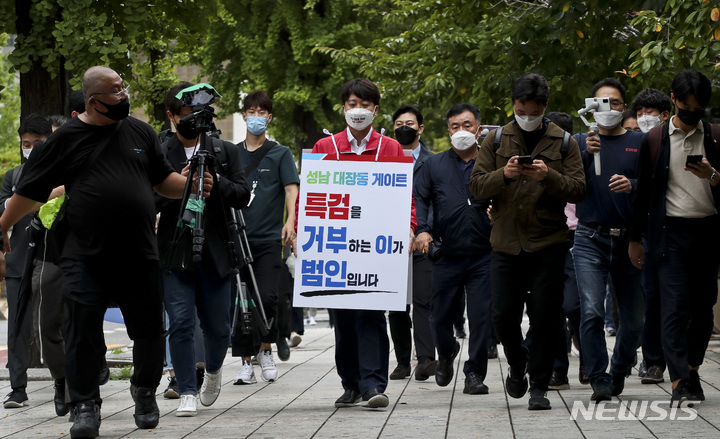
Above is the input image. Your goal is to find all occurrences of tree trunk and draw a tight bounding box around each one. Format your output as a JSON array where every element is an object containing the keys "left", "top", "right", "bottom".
[{"left": 15, "top": 0, "right": 70, "bottom": 118}]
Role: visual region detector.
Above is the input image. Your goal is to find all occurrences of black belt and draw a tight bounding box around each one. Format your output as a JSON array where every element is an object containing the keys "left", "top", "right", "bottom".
[{"left": 580, "top": 222, "right": 627, "bottom": 237}]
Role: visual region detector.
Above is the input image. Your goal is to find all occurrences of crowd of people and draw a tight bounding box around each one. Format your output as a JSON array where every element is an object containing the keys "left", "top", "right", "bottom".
[{"left": 1, "top": 66, "right": 718, "bottom": 438}]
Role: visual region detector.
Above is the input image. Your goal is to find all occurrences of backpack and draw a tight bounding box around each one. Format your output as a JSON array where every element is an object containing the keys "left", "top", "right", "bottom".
[
  {"left": 646, "top": 121, "right": 720, "bottom": 166},
  {"left": 492, "top": 124, "right": 571, "bottom": 157}
]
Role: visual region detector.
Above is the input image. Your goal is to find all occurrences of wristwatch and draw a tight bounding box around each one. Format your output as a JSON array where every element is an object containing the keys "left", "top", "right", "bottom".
[{"left": 711, "top": 168, "right": 718, "bottom": 182}]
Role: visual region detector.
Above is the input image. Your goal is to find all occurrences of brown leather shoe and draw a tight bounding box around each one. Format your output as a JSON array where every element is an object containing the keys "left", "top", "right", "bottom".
[
  {"left": 389, "top": 364, "right": 411, "bottom": 380},
  {"left": 641, "top": 365, "right": 665, "bottom": 384},
  {"left": 415, "top": 360, "right": 437, "bottom": 381}
]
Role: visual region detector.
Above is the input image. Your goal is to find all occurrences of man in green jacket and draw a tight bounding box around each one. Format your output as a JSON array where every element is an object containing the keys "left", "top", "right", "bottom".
[{"left": 470, "top": 73, "right": 585, "bottom": 410}]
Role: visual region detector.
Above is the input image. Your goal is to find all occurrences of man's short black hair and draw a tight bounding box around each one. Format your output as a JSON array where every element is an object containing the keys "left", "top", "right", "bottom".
[
  {"left": 164, "top": 81, "right": 195, "bottom": 115},
  {"left": 18, "top": 113, "right": 52, "bottom": 137},
  {"left": 446, "top": 103, "right": 481, "bottom": 124},
  {"left": 546, "top": 111, "right": 574, "bottom": 134},
  {"left": 340, "top": 79, "right": 380, "bottom": 106},
  {"left": 671, "top": 69, "right": 712, "bottom": 108},
  {"left": 591, "top": 77, "right": 627, "bottom": 104},
  {"left": 511, "top": 74, "right": 549, "bottom": 106},
  {"left": 48, "top": 114, "right": 69, "bottom": 128},
  {"left": 622, "top": 109, "right": 636, "bottom": 124},
  {"left": 243, "top": 90, "right": 273, "bottom": 113},
  {"left": 392, "top": 104, "right": 423, "bottom": 125},
  {"left": 68, "top": 89, "right": 85, "bottom": 114},
  {"left": 631, "top": 88, "right": 673, "bottom": 115}
]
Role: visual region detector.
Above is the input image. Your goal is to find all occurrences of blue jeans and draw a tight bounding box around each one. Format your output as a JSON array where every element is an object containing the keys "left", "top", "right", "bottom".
[
  {"left": 574, "top": 224, "right": 644, "bottom": 380},
  {"left": 164, "top": 268, "right": 232, "bottom": 395}
]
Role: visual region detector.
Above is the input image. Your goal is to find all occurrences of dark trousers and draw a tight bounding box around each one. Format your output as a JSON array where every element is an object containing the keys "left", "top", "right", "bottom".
[
  {"left": 554, "top": 245, "right": 582, "bottom": 372},
  {"left": 492, "top": 244, "right": 566, "bottom": 391},
  {"left": 6, "top": 260, "right": 67, "bottom": 390},
  {"left": 641, "top": 257, "right": 665, "bottom": 370},
  {"left": 654, "top": 216, "right": 720, "bottom": 382},
  {"left": 388, "top": 253, "right": 435, "bottom": 365},
  {"left": 231, "top": 240, "right": 281, "bottom": 357},
  {"left": 61, "top": 259, "right": 165, "bottom": 405},
  {"left": 332, "top": 309, "right": 389, "bottom": 395},
  {"left": 431, "top": 253, "right": 492, "bottom": 378},
  {"left": 276, "top": 257, "right": 293, "bottom": 340}
]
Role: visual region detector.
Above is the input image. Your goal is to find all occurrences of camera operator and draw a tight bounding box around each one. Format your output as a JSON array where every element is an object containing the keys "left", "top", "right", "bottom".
[
  {"left": 156, "top": 82, "right": 250, "bottom": 417},
  {"left": 573, "top": 78, "right": 645, "bottom": 403}
]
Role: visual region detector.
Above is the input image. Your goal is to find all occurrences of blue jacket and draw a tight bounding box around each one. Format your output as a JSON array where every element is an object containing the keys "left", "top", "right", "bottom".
[{"left": 415, "top": 148, "right": 492, "bottom": 257}]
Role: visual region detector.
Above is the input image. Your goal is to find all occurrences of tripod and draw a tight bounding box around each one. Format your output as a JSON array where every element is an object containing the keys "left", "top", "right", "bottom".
[{"left": 229, "top": 208, "right": 273, "bottom": 337}]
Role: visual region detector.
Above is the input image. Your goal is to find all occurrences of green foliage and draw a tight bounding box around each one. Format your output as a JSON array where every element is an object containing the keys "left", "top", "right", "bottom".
[
  {"left": 111, "top": 365, "right": 134, "bottom": 380},
  {"left": 0, "top": 0, "right": 218, "bottom": 127},
  {"left": 0, "top": 33, "right": 21, "bottom": 183},
  {"left": 320, "top": 0, "right": 664, "bottom": 140},
  {"left": 629, "top": 0, "right": 720, "bottom": 89},
  {"left": 197, "top": 0, "right": 395, "bottom": 152}
]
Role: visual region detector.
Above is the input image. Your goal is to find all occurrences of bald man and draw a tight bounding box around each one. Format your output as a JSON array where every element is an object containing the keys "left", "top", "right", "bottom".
[{"left": 0, "top": 66, "right": 211, "bottom": 439}]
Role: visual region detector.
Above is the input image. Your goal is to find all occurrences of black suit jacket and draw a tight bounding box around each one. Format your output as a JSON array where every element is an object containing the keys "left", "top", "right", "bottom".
[{"left": 156, "top": 134, "right": 251, "bottom": 277}]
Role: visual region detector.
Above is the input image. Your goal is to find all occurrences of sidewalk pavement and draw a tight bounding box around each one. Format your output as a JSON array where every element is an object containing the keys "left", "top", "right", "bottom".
[{"left": 2, "top": 312, "right": 720, "bottom": 439}]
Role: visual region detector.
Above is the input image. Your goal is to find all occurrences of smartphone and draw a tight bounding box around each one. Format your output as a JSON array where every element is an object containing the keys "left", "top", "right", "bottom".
[
  {"left": 517, "top": 155, "right": 533, "bottom": 165},
  {"left": 685, "top": 154, "right": 703, "bottom": 166}
]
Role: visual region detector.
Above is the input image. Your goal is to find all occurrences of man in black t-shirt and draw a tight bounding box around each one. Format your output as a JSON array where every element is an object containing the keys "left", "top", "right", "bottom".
[{"left": 0, "top": 66, "right": 212, "bottom": 439}]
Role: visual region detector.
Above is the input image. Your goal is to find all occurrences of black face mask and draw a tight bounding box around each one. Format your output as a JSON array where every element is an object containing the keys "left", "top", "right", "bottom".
[
  {"left": 394, "top": 125, "right": 418, "bottom": 146},
  {"left": 676, "top": 106, "right": 705, "bottom": 126},
  {"left": 95, "top": 97, "right": 130, "bottom": 121},
  {"left": 176, "top": 118, "right": 200, "bottom": 140}
]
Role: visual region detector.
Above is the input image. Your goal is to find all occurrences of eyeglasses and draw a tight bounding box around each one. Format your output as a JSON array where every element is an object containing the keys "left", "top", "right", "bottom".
[{"left": 92, "top": 84, "right": 130, "bottom": 99}]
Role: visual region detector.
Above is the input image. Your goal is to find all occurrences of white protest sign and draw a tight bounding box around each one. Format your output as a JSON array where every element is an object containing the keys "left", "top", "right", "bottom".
[{"left": 293, "top": 153, "right": 413, "bottom": 311}]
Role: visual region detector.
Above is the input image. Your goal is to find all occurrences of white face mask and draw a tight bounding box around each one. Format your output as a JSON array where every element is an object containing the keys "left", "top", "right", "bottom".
[
  {"left": 515, "top": 113, "right": 544, "bottom": 132},
  {"left": 637, "top": 114, "right": 662, "bottom": 133},
  {"left": 450, "top": 129, "right": 478, "bottom": 151},
  {"left": 593, "top": 110, "right": 623, "bottom": 129},
  {"left": 345, "top": 107, "right": 375, "bottom": 131},
  {"left": 22, "top": 148, "right": 32, "bottom": 159}
]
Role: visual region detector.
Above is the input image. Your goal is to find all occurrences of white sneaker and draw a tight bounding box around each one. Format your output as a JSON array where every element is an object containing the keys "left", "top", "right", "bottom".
[
  {"left": 199, "top": 368, "right": 222, "bottom": 407},
  {"left": 303, "top": 318, "right": 308, "bottom": 325},
  {"left": 259, "top": 350, "right": 278, "bottom": 382},
  {"left": 309, "top": 316, "right": 317, "bottom": 325},
  {"left": 176, "top": 394, "right": 197, "bottom": 417},
  {"left": 233, "top": 361, "right": 256, "bottom": 385},
  {"left": 289, "top": 333, "right": 302, "bottom": 348}
]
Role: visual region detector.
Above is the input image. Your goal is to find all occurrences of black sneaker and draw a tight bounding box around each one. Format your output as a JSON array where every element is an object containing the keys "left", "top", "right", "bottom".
[
  {"left": 528, "top": 388, "right": 551, "bottom": 410},
  {"left": 688, "top": 370, "right": 705, "bottom": 401},
  {"left": 131, "top": 386, "right": 159, "bottom": 429},
  {"left": 54, "top": 379, "right": 69, "bottom": 416},
  {"left": 435, "top": 341, "right": 460, "bottom": 387},
  {"left": 361, "top": 388, "right": 389, "bottom": 409},
  {"left": 548, "top": 370, "right": 570, "bottom": 390},
  {"left": 334, "top": 389, "right": 361, "bottom": 408},
  {"left": 578, "top": 363, "right": 590, "bottom": 385},
  {"left": 69, "top": 400, "right": 101, "bottom": 439},
  {"left": 164, "top": 376, "right": 179, "bottom": 399},
  {"left": 276, "top": 336, "right": 290, "bottom": 362},
  {"left": 638, "top": 360, "right": 648, "bottom": 378},
  {"left": 505, "top": 364, "right": 528, "bottom": 399},
  {"left": 196, "top": 365, "right": 205, "bottom": 390},
  {"left": 3, "top": 388, "right": 28, "bottom": 408},
  {"left": 590, "top": 375, "right": 612, "bottom": 403},
  {"left": 454, "top": 325, "right": 466, "bottom": 339},
  {"left": 463, "top": 372, "right": 489, "bottom": 394},
  {"left": 98, "top": 363, "right": 110, "bottom": 386},
  {"left": 671, "top": 379, "right": 695, "bottom": 407}
]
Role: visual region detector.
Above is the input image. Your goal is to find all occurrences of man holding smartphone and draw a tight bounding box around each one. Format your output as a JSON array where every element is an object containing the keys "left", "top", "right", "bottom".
[
  {"left": 629, "top": 70, "right": 720, "bottom": 406},
  {"left": 571, "top": 78, "right": 646, "bottom": 403}
]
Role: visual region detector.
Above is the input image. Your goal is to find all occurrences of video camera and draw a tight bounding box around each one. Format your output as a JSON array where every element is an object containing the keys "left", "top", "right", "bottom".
[
  {"left": 577, "top": 97, "right": 612, "bottom": 176},
  {"left": 176, "top": 83, "right": 222, "bottom": 135}
]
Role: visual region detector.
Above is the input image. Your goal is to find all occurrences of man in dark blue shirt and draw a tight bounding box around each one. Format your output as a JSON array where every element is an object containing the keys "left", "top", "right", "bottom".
[
  {"left": 573, "top": 78, "right": 645, "bottom": 403},
  {"left": 414, "top": 103, "right": 493, "bottom": 395}
]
